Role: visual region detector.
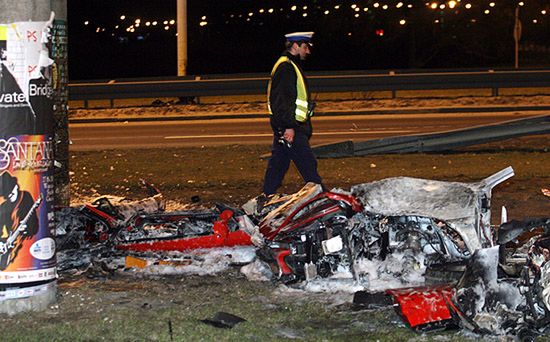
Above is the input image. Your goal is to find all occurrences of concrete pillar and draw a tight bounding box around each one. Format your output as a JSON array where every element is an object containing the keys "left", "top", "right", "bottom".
[
  {"left": 177, "top": 0, "right": 188, "bottom": 76},
  {"left": 0, "top": 0, "right": 67, "bottom": 315},
  {"left": 0, "top": 1, "right": 66, "bottom": 22}
]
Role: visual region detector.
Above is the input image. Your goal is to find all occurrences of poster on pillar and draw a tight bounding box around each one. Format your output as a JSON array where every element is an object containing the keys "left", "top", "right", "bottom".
[{"left": 0, "top": 17, "right": 56, "bottom": 284}]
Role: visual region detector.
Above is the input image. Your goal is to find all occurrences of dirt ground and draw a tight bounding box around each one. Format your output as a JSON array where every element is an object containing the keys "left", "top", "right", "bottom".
[
  {"left": 69, "top": 136, "right": 549, "bottom": 222},
  {"left": 67, "top": 94, "right": 550, "bottom": 219},
  {"left": 2, "top": 96, "right": 550, "bottom": 341}
]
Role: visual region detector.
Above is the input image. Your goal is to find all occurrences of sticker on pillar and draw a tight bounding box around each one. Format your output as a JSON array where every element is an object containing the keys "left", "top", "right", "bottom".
[
  {"left": 0, "top": 137, "right": 55, "bottom": 282},
  {"left": 1, "top": 18, "right": 55, "bottom": 136},
  {"left": 0, "top": 172, "right": 42, "bottom": 270},
  {"left": 0, "top": 25, "right": 6, "bottom": 61},
  {"left": 29, "top": 237, "right": 55, "bottom": 260},
  {"left": 0, "top": 16, "right": 56, "bottom": 284}
]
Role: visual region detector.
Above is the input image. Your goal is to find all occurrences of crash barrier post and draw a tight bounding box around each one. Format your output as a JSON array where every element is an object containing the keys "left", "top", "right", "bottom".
[
  {"left": 0, "top": 0, "right": 67, "bottom": 315},
  {"left": 312, "top": 114, "right": 550, "bottom": 158}
]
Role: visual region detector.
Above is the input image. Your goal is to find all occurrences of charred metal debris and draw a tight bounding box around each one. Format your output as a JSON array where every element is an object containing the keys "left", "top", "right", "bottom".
[{"left": 55, "top": 169, "right": 550, "bottom": 337}]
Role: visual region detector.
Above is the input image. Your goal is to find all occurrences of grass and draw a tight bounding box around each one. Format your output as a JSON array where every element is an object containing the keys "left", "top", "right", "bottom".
[{"left": 1, "top": 274, "right": 483, "bottom": 341}]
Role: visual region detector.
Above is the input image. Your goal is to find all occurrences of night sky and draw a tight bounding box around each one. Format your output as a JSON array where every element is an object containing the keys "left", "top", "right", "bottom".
[{"left": 67, "top": 0, "right": 550, "bottom": 80}]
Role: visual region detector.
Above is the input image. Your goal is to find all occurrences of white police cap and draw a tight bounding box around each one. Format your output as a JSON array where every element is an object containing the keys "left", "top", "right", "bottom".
[{"left": 284, "top": 31, "right": 314, "bottom": 43}]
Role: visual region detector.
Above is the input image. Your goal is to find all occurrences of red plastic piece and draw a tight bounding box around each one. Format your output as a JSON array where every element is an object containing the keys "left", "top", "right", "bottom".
[
  {"left": 212, "top": 220, "right": 229, "bottom": 240},
  {"left": 219, "top": 209, "right": 234, "bottom": 221},
  {"left": 386, "top": 285, "right": 455, "bottom": 329},
  {"left": 324, "top": 192, "right": 363, "bottom": 213},
  {"left": 275, "top": 249, "right": 293, "bottom": 275}
]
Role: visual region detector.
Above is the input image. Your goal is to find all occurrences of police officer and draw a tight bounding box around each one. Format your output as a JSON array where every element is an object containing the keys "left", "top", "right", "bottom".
[{"left": 262, "top": 32, "right": 323, "bottom": 195}]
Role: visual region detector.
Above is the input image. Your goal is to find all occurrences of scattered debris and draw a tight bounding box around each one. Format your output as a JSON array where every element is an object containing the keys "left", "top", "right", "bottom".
[
  {"left": 124, "top": 255, "right": 192, "bottom": 268},
  {"left": 54, "top": 168, "right": 550, "bottom": 338},
  {"left": 120, "top": 248, "right": 256, "bottom": 276},
  {"left": 249, "top": 167, "right": 514, "bottom": 285},
  {"left": 168, "top": 320, "right": 174, "bottom": 341},
  {"left": 200, "top": 311, "right": 246, "bottom": 329},
  {"left": 116, "top": 209, "right": 252, "bottom": 252}
]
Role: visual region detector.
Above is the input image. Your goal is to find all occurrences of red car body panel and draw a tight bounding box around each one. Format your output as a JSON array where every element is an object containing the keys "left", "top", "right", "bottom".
[
  {"left": 386, "top": 286, "right": 456, "bottom": 330},
  {"left": 115, "top": 230, "right": 252, "bottom": 252}
]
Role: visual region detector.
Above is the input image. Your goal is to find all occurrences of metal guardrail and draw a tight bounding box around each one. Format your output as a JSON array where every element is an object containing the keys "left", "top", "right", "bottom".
[
  {"left": 68, "top": 69, "right": 550, "bottom": 103},
  {"left": 312, "top": 115, "right": 550, "bottom": 158}
]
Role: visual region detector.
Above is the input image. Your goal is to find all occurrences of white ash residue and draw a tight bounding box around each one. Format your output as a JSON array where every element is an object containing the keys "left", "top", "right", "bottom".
[
  {"left": 122, "top": 246, "right": 256, "bottom": 276},
  {"left": 240, "top": 259, "right": 273, "bottom": 282}
]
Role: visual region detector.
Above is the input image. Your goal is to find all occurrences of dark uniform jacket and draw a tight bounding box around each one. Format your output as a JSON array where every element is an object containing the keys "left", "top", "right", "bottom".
[{"left": 269, "top": 51, "right": 313, "bottom": 138}]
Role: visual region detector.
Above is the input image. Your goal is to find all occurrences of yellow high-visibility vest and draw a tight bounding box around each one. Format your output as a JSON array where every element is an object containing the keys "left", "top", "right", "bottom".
[{"left": 267, "top": 56, "right": 310, "bottom": 123}]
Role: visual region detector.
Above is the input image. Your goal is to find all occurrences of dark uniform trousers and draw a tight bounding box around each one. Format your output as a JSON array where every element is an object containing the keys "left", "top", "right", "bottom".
[{"left": 263, "top": 131, "right": 322, "bottom": 195}]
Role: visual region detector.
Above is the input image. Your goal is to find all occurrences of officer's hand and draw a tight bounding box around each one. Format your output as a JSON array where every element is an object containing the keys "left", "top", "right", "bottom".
[{"left": 283, "top": 128, "right": 295, "bottom": 144}]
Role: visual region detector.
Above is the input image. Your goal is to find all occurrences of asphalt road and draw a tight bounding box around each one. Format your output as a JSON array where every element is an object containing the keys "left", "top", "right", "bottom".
[{"left": 69, "top": 112, "right": 543, "bottom": 151}]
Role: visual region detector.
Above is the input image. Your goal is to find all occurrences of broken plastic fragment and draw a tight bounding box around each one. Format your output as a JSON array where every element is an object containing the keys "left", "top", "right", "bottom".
[
  {"left": 322, "top": 235, "right": 343, "bottom": 255},
  {"left": 200, "top": 312, "right": 246, "bottom": 329}
]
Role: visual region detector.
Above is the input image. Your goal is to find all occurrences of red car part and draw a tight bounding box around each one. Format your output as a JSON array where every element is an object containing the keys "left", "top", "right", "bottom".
[
  {"left": 386, "top": 285, "right": 457, "bottom": 331},
  {"left": 116, "top": 210, "right": 252, "bottom": 252},
  {"left": 260, "top": 191, "right": 362, "bottom": 241},
  {"left": 81, "top": 204, "right": 120, "bottom": 242},
  {"left": 275, "top": 249, "right": 293, "bottom": 275}
]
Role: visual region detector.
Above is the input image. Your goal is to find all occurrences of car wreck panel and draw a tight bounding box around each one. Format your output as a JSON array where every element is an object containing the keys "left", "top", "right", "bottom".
[{"left": 351, "top": 167, "right": 514, "bottom": 252}]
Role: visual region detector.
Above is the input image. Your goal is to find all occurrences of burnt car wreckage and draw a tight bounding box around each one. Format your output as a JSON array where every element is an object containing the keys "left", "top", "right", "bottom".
[{"left": 55, "top": 168, "right": 550, "bottom": 337}]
